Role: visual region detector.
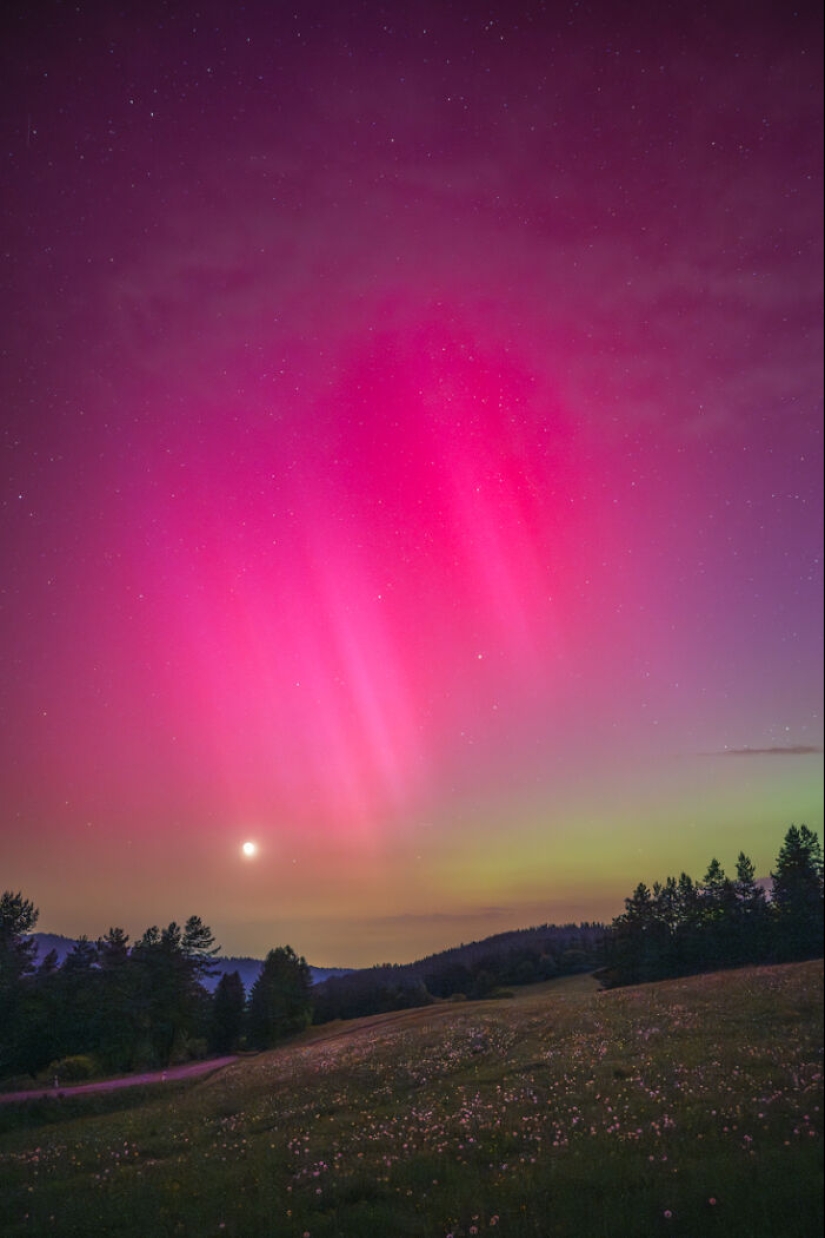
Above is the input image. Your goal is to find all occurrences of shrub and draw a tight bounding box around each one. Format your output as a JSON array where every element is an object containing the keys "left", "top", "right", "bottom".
[{"left": 50, "top": 1055, "right": 97, "bottom": 1082}]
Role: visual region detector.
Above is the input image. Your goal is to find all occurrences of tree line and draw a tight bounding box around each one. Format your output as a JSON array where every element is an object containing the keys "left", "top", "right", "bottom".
[
  {"left": 0, "top": 899, "right": 604, "bottom": 1081},
  {"left": 0, "top": 905, "right": 313, "bottom": 1081},
  {"left": 600, "top": 824, "right": 823, "bottom": 987},
  {"left": 311, "top": 923, "right": 604, "bottom": 1021},
  {"left": 3, "top": 823, "right": 820, "bottom": 1080}
]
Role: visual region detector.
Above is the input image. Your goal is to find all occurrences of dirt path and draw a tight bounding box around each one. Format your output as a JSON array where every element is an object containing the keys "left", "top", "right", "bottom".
[{"left": 0, "top": 1056, "right": 238, "bottom": 1105}]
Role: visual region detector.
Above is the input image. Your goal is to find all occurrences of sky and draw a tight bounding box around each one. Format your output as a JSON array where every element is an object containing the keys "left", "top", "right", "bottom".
[{"left": 1, "top": 0, "right": 822, "bottom": 968}]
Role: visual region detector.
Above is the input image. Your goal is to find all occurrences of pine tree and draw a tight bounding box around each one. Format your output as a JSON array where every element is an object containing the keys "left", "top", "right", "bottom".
[
  {"left": 96, "top": 929, "right": 136, "bottom": 1071},
  {"left": 732, "top": 852, "right": 769, "bottom": 963},
  {"left": 54, "top": 936, "right": 102, "bottom": 1061},
  {"left": 700, "top": 859, "right": 728, "bottom": 921},
  {"left": 130, "top": 918, "right": 220, "bottom": 1065},
  {"left": 98, "top": 926, "right": 130, "bottom": 969},
  {"left": 0, "top": 890, "right": 38, "bottom": 994},
  {"left": 247, "top": 946, "right": 313, "bottom": 1048},
  {"left": 182, "top": 916, "right": 221, "bottom": 982},
  {"left": 0, "top": 891, "right": 39, "bottom": 1074},
  {"left": 211, "top": 971, "right": 246, "bottom": 1053},
  {"left": 605, "top": 883, "right": 667, "bottom": 984},
  {"left": 771, "top": 825, "right": 824, "bottom": 959}
]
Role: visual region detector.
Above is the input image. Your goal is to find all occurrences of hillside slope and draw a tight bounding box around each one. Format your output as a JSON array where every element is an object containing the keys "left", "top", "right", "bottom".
[{"left": 0, "top": 960, "right": 821, "bottom": 1237}]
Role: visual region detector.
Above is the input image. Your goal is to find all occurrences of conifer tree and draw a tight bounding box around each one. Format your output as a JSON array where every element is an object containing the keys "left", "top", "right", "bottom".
[
  {"left": 732, "top": 852, "right": 769, "bottom": 963},
  {"left": 211, "top": 971, "right": 246, "bottom": 1053},
  {"left": 0, "top": 891, "right": 39, "bottom": 1073},
  {"left": 247, "top": 946, "right": 312, "bottom": 1048},
  {"left": 131, "top": 918, "right": 220, "bottom": 1065},
  {"left": 96, "top": 928, "right": 136, "bottom": 1070},
  {"left": 771, "top": 825, "right": 824, "bottom": 959}
]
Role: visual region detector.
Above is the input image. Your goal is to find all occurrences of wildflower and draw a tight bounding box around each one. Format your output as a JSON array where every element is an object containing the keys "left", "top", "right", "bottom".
[{"left": 663, "top": 1211, "right": 672, "bottom": 1219}]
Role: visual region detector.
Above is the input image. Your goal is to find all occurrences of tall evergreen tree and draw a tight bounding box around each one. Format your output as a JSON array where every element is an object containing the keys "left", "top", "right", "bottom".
[
  {"left": 56, "top": 936, "right": 102, "bottom": 1058},
  {"left": 732, "top": 852, "right": 769, "bottom": 963},
  {"left": 182, "top": 916, "right": 221, "bottom": 982},
  {"left": 98, "top": 926, "right": 130, "bottom": 969},
  {"left": 771, "top": 825, "right": 824, "bottom": 960},
  {"left": 16, "top": 959, "right": 62, "bottom": 1077},
  {"left": 698, "top": 860, "right": 739, "bottom": 966},
  {"left": 0, "top": 891, "right": 39, "bottom": 1073},
  {"left": 699, "top": 859, "right": 728, "bottom": 921},
  {"left": 96, "top": 928, "right": 137, "bottom": 1070},
  {"left": 247, "top": 946, "right": 313, "bottom": 1048},
  {"left": 211, "top": 971, "right": 246, "bottom": 1053},
  {"left": 605, "top": 883, "right": 667, "bottom": 983},
  {"left": 130, "top": 918, "right": 220, "bottom": 1065},
  {"left": 0, "top": 891, "right": 38, "bottom": 993}
]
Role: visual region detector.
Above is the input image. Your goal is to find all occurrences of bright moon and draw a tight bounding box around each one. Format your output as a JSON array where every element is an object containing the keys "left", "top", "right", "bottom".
[{"left": 241, "top": 841, "right": 258, "bottom": 858}]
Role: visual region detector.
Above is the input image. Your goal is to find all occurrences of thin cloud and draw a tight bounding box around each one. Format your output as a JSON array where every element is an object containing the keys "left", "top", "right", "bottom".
[
  {"left": 365, "top": 908, "right": 513, "bottom": 925},
  {"left": 709, "top": 745, "right": 823, "bottom": 758}
]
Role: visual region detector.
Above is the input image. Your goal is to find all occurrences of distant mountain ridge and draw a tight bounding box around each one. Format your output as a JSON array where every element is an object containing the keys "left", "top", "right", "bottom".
[{"left": 26, "top": 934, "right": 350, "bottom": 993}]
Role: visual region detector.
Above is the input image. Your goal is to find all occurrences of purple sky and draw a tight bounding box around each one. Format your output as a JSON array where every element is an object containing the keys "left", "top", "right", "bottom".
[{"left": 1, "top": 0, "right": 822, "bottom": 965}]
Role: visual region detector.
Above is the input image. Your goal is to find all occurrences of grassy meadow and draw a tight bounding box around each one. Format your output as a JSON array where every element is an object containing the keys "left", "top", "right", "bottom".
[{"left": 0, "top": 961, "right": 821, "bottom": 1238}]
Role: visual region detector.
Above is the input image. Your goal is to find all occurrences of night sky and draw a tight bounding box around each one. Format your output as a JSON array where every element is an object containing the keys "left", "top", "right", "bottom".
[{"left": 1, "top": 0, "right": 822, "bottom": 967}]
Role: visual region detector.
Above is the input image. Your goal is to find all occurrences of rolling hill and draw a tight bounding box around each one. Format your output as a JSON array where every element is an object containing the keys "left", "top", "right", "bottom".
[{"left": 0, "top": 960, "right": 821, "bottom": 1237}]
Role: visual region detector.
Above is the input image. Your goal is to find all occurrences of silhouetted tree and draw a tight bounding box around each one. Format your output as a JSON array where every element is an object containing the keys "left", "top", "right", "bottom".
[
  {"left": 0, "top": 891, "right": 39, "bottom": 1073},
  {"left": 603, "top": 826, "right": 824, "bottom": 987},
  {"left": 772, "top": 824, "right": 824, "bottom": 959},
  {"left": 130, "top": 918, "right": 220, "bottom": 1065},
  {"left": 37, "top": 948, "right": 60, "bottom": 979},
  {"left": 98, "top": 926, "right": 130, "bottom": 969},
  {"left": 609, "top": 882, "right": 669, "bottom": 983},
  {"left": 55, "top": 936, "right": 102, "bottom": 1058},
  {"left": 697, "top": 860, "right": 740, "bottom": 967},
  {"left": 182, "top": 915, "right": 221, "bottom": 982},
  {"left": 732, "top": 852, "right": 770, "bottom": 963},
  {"left": 247, "top": 946, "right": 312, "bottom": 1048},
  {"left": 211, "top": 971, "right": 246, "bottom": 1053},
  {"left": 96, "top": 928, "right": 137, "bottom": 1070},
  {"left": 13, "top": 944, "right": 66, "bottom": 1077},
  {"left": 62, "top": 935, "right": 99, "bottom": 973}
]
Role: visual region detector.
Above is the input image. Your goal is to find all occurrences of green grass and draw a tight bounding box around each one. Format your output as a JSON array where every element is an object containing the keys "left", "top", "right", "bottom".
[{"left": 0, "top": 962, "right": 821, "bottom": 1237}]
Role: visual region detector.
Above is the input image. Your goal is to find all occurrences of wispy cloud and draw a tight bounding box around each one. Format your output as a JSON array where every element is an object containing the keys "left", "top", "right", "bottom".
[
  {"left": 708, "top": 745, "right": 823, "bottom": 758},
  {"left": 357, "top": 908, "right": 514, "bottom": 926}
]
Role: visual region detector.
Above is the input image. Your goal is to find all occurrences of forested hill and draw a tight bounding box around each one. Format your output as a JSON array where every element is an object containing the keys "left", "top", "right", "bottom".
[
  {"left": 407, "top": 921, "right": 605, "bottom": 976},
  {"left": 311, "top": 922, "right": 604, "bottom": 1021}
]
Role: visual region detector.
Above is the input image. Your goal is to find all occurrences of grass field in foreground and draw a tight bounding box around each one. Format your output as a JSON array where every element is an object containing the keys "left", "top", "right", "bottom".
[{"left": 0, "top": 961, "right": 821, "bottom": 1238}]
